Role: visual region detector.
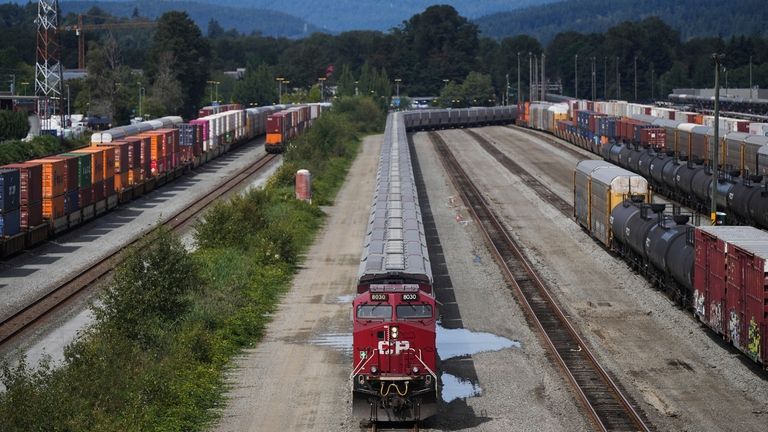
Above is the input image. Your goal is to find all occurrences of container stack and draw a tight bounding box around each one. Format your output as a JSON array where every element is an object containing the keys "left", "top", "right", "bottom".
[
  {"left": 0, "top": 168, "right": 21, "bottom": 236},
  {"left": 100, "top": 141, "right": 130, "bottom": 192},
  {"left": 42, "top": 156, "right": 79, "bottom": 216},
  {"left": 3, "top": 163, "right": 43, "bottom": 229},
  {"left": 147, "top": 132, "right": 165, "bottom": 175},
  {"left": 73, "top": 148, "right": 104, "bottom": 205},
  {"left": 102, "top": 146, "right": 116, "bottom": 198},
  {"left": 31, "top": 158, "right": 66, "bottom": 220}
]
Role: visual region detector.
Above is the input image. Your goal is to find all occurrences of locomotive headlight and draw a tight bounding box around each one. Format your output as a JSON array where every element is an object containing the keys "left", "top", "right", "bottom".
[
  {"left": 370, "top": 366, "right": 379, "bottom": 375},
  {"left": 411, "top": 366, "right": 420, "bottom": 375},
  {"left": 390, "top": 326, "right": 399, "bottom": 339}
]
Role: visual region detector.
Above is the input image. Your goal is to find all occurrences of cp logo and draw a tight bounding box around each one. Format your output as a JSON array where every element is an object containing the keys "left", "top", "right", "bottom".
[{"left": 378, "top": 340, "right": 410, "bottom": 355}]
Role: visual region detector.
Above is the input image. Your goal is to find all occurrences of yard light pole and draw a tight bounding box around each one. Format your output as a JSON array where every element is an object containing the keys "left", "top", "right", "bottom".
[
  {"left": 517, "top": 52, "right": 521, "bottom": 105},
  {"left": 66, "top": 84, "right": 70, "bottom": 126},
  {"left": 634, "top": 56, "right": 638, "bottom": 101},
  {"left": 574, "top": 53, "right": 578, "bottom": 98},
  {"left": 276, "top": 77, "right": 284, "bottom": 104},
  {"left": 711, "top": 53, "right": 725, "bottom": 224},
  {"left": 318, "top": 77, "right": 327, "bottom": 102}
]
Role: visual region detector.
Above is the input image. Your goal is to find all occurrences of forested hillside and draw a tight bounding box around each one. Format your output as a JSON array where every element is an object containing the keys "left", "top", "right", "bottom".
[
  {"left": 476, "top": 0, "right": 768, "bottom": 43},
  {"left": 62, "top": 1, "right": 320, "bottom": 38}
]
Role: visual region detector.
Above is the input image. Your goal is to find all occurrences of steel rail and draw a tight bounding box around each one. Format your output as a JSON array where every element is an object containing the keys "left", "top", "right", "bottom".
[
  {"left": 0, "top": 152, "right": 279, "bottom": 347},
  {"left": 428, "top": 131, "right": 650, "bottom": 432}
]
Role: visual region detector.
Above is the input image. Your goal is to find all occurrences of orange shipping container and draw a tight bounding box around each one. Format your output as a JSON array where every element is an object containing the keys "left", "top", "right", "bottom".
[
  {"left": 99, "top": 141, "right": 130, "bottom": 174},
  {"left": 114, "top": 171, "right": 129, "bottom": 191},
  {"left": 128, "top": 167, "right": 142, "bottom": 185},
  {"left": 43, "top": 194, "right": 65, "bottom": 219},
  {"left": 29, "top": 158, "right": 66, "bottom": 198}
]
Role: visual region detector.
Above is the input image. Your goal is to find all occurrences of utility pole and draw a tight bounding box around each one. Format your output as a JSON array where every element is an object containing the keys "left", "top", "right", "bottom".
[
  {"left": 574, "top": 53, "right": 578, "bottom": 98},
  {"left": 66, "top": 83, "right": 70, "bottom": 126},
  {"left": 604, "top": 56, "right": 607, "bottom": 100},
  {"left": 505, "top": 73, "right": 509, "bottom": 106},
  {"left": 529, "top": 52, "right": 532, "bottom": 103},
  {"left": 533, "top": 55, "right": 538, "bottom": 101},
  {"left": 711, "top": 53, "right": 724, "bottom": 225},
  {"left": 517, "top": 52, "right": 521, "bottom": 105},
  {"left": 541, "top": 53, "right": 546, "bottom": 101},
  {"left": 276, "top": 77, "right": 284, "bottom": 104},
  {"left": 750, "top": 56, "right": 753, "bottom": 100},
  {"left": 616, "top": 56, "right": 620, "bottom": 100},
  {"left": 591, "top": 56, "right": 596, "bottom": 101},
  {"left": 650, "top": 63, "right": 655, "bottom": 100},
  {"left": 634, "top": 56, "right": 638, "bottom": 101}
]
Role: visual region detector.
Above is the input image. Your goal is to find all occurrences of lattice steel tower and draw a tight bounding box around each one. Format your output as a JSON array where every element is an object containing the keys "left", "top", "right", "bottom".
[{"left": 35, "top": 0, "right": 64, "bottom": 131}]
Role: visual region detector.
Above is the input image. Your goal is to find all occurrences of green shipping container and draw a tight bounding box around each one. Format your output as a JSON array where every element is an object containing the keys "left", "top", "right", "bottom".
[{"left": 61, "top": 152, "right": 92, "bottom": 188}]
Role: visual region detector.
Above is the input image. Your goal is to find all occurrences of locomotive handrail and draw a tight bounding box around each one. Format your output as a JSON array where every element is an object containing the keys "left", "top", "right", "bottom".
[
  {"left": 350, "top": 349, "right": 379, "bottom": 379},
  {"left": 410, "top": 348, "right": 439, "bottom": 399}
]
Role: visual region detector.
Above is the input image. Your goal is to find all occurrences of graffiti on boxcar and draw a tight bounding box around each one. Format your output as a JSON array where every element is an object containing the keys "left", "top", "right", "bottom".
[
  {"left": 709, "top": 301, "right": 723, "bottom": 333},
  {"left": 693, "top": 289, "right": 705, "bottom": 319},
  {"left": 748, "top": 317, "right": 761, "bottom": 361},
  {"left": 729, "top": 310, "right": 741, "bottom": 347}
]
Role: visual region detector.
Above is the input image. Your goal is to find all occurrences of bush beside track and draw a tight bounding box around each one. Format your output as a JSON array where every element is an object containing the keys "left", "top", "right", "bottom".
[
  {"left": 0, "top": 97, "right": 384, "bottom": 431},
  {"left": 0, "top": 134, "right": 90, "bottom": 165}
]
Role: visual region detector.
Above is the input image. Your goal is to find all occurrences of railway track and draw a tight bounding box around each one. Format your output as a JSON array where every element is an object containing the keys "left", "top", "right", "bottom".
[
  {"left": 428, "top": 131, "right": 651, "bottom": 432},
  {"left": 506, "top": 124, "right": 592, "bottom": 161},
  {"left": 463, "top": 129, "right": 573, "bottom": 218},
  {"left": 0, "top": 152, "right": 279, "bottom": 348}
]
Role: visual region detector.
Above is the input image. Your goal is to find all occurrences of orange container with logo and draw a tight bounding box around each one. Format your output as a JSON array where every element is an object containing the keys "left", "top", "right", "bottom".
[
  {"left": 28, "top": 158, "right": 66, "bottom": 198},
  {"left": 42, "top": 194, "right": 65, "bottom": 219}
]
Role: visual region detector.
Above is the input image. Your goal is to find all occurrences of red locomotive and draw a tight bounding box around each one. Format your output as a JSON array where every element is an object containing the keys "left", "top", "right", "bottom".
[
  {"left": 266, "top": 105, "right": 311, "bottom": 153},
  {"left": 352, "top": 113, "right": 438, "bottom": 423}
]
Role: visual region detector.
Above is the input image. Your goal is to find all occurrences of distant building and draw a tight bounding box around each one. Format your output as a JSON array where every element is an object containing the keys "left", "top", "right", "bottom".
[{"left": 671, "top": 88, "right": 768, "bottom": 103}]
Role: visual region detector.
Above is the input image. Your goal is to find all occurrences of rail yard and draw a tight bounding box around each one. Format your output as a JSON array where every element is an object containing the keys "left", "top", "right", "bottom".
[{"left": 4, "top": 1, "right": 768, "bottom": 430}]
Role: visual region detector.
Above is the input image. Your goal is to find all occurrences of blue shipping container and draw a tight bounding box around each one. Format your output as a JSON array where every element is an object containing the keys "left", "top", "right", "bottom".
[
  {"left": 66, "top": 189, "right": 80, "bottom": 214},
  {"left": 0, "top": 168, "right": 20, "bottom": 212},
  {"left": 0, "top": 207, "right": 21, "bottom": 237}
]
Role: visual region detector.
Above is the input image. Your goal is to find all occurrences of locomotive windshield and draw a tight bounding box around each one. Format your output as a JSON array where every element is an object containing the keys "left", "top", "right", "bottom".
[
  {"left": 356, "top": 305, "right": 392, "bottom": 320},
  {"left": 396, "top": 304, "right": 433, "bottom": 319}
]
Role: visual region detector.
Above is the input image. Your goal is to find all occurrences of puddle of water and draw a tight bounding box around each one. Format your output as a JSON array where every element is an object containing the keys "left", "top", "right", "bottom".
[
  {"left": 335, "top": 294, "right": 356, "bottom": 304},
  {"left": 441, "top": 372, "right": 482, "bottom": 403},
  {"left": 308, "top": 333, "right": 353, "bottom": 356},
  {"left": 437, "top": 324, "right": 520, "bottom": 361}
]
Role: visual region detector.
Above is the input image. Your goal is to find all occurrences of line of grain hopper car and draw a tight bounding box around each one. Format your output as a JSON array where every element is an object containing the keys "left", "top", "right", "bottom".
[
  {"left": 402, "top": 106, "right": 517, "bottom": 130},
  {"left": 575, "top": 159, "right": 768, "bottom": 368},
  {"left": 0, "top": 103, "right": 329, "bottom": 258},
  {"left": 521, "top": 98, "right": 768, "bottom": 228}
]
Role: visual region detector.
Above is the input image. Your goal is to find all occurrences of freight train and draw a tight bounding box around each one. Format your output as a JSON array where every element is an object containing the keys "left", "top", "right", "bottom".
[
  {"left": 575, "top": 159, "right": 768, "bottom": 368},
  {"left": 521, "top": 97, "right": 768, "bottom": 229},
  {"left": 351, "top": 106, "right": 518, "bottom": 425},
  {"left": 0, "top": 103, "right": 329, "bottom": 258},
  {"left": 266, "top": 105, "right": 318, "bottom": 153},
  {"left": 352, "top": 112, "right": 438, "bottom": 423}
]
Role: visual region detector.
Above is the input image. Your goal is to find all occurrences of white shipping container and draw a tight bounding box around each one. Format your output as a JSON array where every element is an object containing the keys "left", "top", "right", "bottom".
[{"left": 749, "top": 123, "right": 768, "bottom": 136}]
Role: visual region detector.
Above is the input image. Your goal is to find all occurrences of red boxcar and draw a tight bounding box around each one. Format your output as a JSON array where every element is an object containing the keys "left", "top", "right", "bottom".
[{"left": 695, "top": 226, "right": 768, "bottom": 365}]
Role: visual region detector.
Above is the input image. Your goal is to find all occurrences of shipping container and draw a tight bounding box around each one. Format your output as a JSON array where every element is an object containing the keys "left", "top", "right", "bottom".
[
  {"left": 79, "top": 185, "right": 93, "bottom": 207},
  {"left": 65, "top": 189, "right": 80, "bottom": 214},
  {"left": 42, "top": 194, "right": 66, "bottom": 219},
  {"left": 92, "top": 180, "right": 105, "bottom": 202},
  {"left": 72, "top": 148, "right": 105, "bottom": 183},
  {"left": 21, "top": 200, "right": 43, "bottom": 229},
  {"left": 29, "top": 158, "right": 67, "bottom": 197},
  {"left": 99, "top": 141, "right": 130, "bottom": 174},
  {"left": 0, "top": 168, "right": 21, "bottom": 212},
  {"left": 60, "top": 153, "right": 93, "bottom": 189},
  {"left": 0, "top": 208, "right": 21, "bottom": 236},
  {"left": 2, "top": 162, "right": 43, "bottom": 205}
]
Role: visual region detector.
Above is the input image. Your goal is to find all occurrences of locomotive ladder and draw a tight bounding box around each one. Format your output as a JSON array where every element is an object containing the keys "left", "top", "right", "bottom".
[{"left": 428, "top": 131, "right": 651, "bottom": 432}]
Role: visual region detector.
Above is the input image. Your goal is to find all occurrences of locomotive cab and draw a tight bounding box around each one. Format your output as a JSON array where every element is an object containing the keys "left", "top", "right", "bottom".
[{"left": 351, "top": 284, "right": 438, "bottom": 422}]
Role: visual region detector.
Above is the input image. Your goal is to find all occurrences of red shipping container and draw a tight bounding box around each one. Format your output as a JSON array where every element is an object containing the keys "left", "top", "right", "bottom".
[
  {"left": 3, "top": 162, "right": 43, "bottom": 204},
  {"left": 92, "top": 180, "right": 105, "bottom": 202},
  {"left": 136, "top": 134, "right": 154, "bottom": 178},
  {"left": 104, "top": 176, "right": 116, "bottom": 197},
  {"left": 123, "top": 137, "right": 142, "bottom": 170},
  {"left": 21, "top": 200, "right": 43, "bottom": 229},
  {"left": 639, "top": 128, "right": 666, "bottom": 148},
  {"left": 79, "top": 185, "right": 93, "bottom": 207}
]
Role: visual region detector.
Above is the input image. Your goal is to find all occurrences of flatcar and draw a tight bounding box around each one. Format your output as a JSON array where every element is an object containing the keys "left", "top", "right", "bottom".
[{"left": 352, "top": 112, "right": 438, "bottom": 423}]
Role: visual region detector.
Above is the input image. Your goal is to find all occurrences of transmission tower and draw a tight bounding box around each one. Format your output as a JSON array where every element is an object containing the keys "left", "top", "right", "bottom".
[{"left": 35, "top": 0, "right": 64, "bottom": 132}]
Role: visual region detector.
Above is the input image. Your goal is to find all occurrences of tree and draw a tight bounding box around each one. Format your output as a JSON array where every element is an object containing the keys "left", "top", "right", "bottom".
[
  {"left": 399, "top": 5, "right": 480, "bottom": 95},
  {"left": 83, "top": 34, "right": 136, "bottom": 123},
  {"left": 336, "top": 64, "right": 356, "bottom": 97},
  {"left": 463, "top": 72, "right": 496, "bottom": 106},
  {"left": 208, "top": 19, "right": 225, "bottom": 39},
  {"left": 147, "top": 12, "right": 211, "bottom": 118},
  {"left": 232, "top": 63, "right": 278, "bottom": 106},
  {"left": 147, "top": 51, "right": 184, "bottom": 116}
]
